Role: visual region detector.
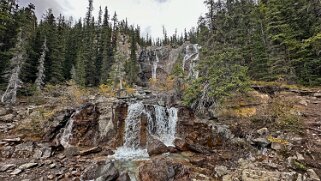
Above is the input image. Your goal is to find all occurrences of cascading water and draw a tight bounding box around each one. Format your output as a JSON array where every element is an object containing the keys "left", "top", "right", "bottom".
[
  {"left": 113, "top": 102, "right": 150, "bottom": 159},
  {"left": 153, "top": 105, "right": 178, "bottom": 146},
  {"left": 167, "top": 107, "right": 178, "bottom": 146},
  {"left": 152, "top": 50, "right": 159, "bottom": 80},
  {"left": 183, "top": 44, "right": 200, "bottom": 79},
  {"left": 113, "top": 102, "right": 178, "bottom": 159},
  {"left": 189, "top": 44, "right": 200, "bottom": 79},
  {"left": 60, "top": 114, "right": 76, "bottom": 148}
]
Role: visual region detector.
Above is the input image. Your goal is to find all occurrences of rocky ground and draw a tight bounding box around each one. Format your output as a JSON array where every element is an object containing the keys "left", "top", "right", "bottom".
[{"left": 0, "top": 84, "right": 321, "bottom": 181}]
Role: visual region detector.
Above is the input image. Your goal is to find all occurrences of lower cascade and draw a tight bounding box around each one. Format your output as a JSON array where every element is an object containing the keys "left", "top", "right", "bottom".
[{"left": 113, "top": 102, "right": 178, "bottom": 159}]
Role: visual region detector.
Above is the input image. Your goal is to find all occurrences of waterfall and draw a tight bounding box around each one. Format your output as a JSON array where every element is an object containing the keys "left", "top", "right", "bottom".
[
  {"left": 152, "top": 51, "right": 159, "bottom": 80},
  {"left": 123, "top": 102, "right": 148, "bottom": 148},
  {"left": 113, "top": 102, "right": 150, "bottom": 159},
  {"left": 182, "top": 45, "right": 191, "bottom": 71},
  {"left": 183, "top": 44, "right": 200, "bottom": 79},
  {"left": 60, "top": 116, "right": 75, "bottom": 148},
  {"left": 113, "top": 102, "right": 178, "bottom": 159},
  {"left": 189, "top": 44, "right": 200, "bottom": 79},
  {"left": 153, "top": 106, "right": 178, "bottom": 146},
  {"left": 167, "top": 107, "right": 178, "bottom": 146}
]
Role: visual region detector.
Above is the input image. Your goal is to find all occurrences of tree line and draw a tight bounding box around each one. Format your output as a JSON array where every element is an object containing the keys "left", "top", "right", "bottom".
[{"left": 183, "top": 0, "right": 321, "bottom": 109}]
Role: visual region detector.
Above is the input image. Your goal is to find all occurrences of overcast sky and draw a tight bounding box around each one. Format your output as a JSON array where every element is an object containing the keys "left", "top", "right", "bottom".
[{"left": 19, "top": 0, "right": 207, "bottom": 39}]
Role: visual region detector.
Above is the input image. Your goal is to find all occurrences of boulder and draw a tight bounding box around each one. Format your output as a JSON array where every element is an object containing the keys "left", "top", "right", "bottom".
[
  {"left": 147, "top": 137, "right": 169, "bottom": 156},
  {"left": 81, "top": 161, "right": 119, "bottom": 181},
  {"left": 138, "top": 157, "right": 190, "bottom": 181}
]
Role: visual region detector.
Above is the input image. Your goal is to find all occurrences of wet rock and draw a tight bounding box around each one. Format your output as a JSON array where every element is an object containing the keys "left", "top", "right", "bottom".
[
  {"left": 117, "top": 172, "right": 131, "bottom": 181},
  {"left": 147, "top": 137, "right": 169, "bottom": 156},
  {"left": 0, "top": 164, "right": 16, "bottom": 172},
  {"left": 168, "top": 146, "right": 178, "bottom": 153},
  {"left": 138, "top": 157, "right": 190, "bottom": 181},
  {"left": 174, "top": 138, "right": 189, "bottom": 151},
  {"left": 18, "top": 162, "right": 38, "bottom": 170},
  {"left": 79, "top": 147, "right": 102, "bottom": 156},
  {"left": 307, "top": 169, "right": 320, "bottom": 181},
  {"left": 215, "top": 166, "right": 229, "bottom": 177},
  {"left": 10, "top": 168, "right": 22, "bottom": 175}
]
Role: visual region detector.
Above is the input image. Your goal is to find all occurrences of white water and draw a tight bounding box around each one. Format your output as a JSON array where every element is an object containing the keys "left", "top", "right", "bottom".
[
  {"left": 112, "top": 102, "right": 178, "bottom": 159},
  {"left": 189, "top": 44, "right": 200, "bottom": 79},
  {"left": 152, "top": 50, "right": 159, "bottom": 80},
  {"left": 60, "top": 116, "right": 75, "bottom": 148},
  {"left": 182, "top": 44, "right": 200, "bottom": 79},
  {"left": 123, "top": 102, "right": 147, "bottom": 148},
  {"left": 153, "top": 106, "right": 178, "bottom": 146},
  {"left": 167, "top": 107, "right": 178, "bottom": 146},
  {"left": 113, "top": 102, "right": 150, "bottom": 159}
]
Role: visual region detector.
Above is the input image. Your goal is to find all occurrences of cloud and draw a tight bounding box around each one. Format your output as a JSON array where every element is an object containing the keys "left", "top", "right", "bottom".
[
  {"left": 19, "top": 0, "right": 66, "bottom": 18},
  {"left": 19, "top": 0, "right": 207, "bottom": 39},
  {"left": 142, "top": 26, "right": 152, "bottom": 38},
  {"left": 154, "top": 0, "right": 169, "bottom": 3}
]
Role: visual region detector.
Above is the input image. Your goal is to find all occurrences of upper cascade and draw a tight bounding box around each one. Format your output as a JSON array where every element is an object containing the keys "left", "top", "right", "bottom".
[{"left": 137, "top": 43, "right": 201, "bottom": 86}]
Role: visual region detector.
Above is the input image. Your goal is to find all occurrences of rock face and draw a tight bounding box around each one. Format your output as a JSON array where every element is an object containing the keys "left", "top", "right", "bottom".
[
  {"left": 43, "top": 109, "right": 75, "bottom": 142},
  {"left": 137, "top": 43, "right": 199, "bottom": 86},
  {"left": 62, "top": 103, "right": 100, "bottom": 147},
  {"left": 176, "top": 107, "right": 215, "bottom": 151}
]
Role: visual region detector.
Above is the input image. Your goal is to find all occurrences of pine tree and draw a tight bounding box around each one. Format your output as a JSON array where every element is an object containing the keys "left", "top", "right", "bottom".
[
  {"left": 35, "top": 38, "right": 48, "bottom": 90},
  {"left": 1, "top": 31, "right": 27, "bottom": 103},
  {"left": 124, "top": 32, "right": 139, "bottom": 85}
]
